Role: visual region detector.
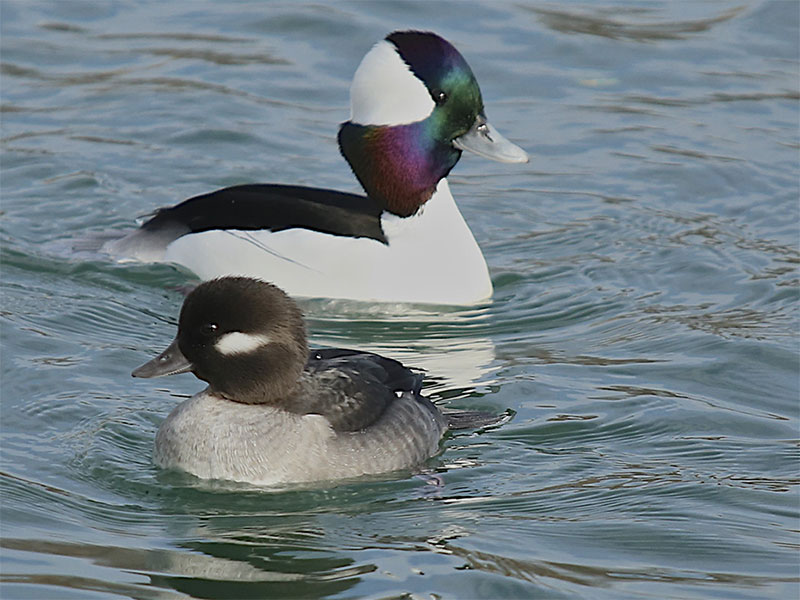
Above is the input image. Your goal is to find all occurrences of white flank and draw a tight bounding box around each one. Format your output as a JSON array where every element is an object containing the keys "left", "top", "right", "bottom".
[
  {"left": 349, "top": 40, "right": 434, "bottom": 126},
  {"left": 214, "top": 332, "right": 271, "bottom": 355}
]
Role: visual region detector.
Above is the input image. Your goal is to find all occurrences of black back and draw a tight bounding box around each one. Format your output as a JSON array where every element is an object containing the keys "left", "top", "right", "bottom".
[
  {"left": 140, "top": 184, "right": 387, "bottom": 243},
  {"left": 286, "top": 348, "right": 428, "bottom": 432}
]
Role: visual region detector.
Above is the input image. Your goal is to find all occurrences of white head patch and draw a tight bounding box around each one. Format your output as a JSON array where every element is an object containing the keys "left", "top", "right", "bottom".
[
  {"left": 349, "top": 40, "right": 435, "bottom": 126},
  {"left": 214, "top": 332, "right": 272, "bottom": 355}
]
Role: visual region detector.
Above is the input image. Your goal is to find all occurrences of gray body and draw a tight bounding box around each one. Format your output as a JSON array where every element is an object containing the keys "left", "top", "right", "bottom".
[{"left": 155, "top": 388, "right": 447, "bottom": 485}]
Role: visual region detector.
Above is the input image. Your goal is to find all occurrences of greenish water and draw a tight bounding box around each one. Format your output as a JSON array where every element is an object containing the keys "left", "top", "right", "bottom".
[{"left": 1, "top": 1, "right": 798, "bottom": 599}]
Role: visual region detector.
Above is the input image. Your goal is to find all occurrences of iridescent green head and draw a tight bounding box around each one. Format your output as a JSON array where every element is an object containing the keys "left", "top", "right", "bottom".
[{"left": 339, "top": 31, "right": 528, "bottom": 216}]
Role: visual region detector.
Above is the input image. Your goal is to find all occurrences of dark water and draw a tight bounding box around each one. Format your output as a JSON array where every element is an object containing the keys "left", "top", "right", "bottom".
[{"left": 1, "top": 1, "right": 798, "bottom": 599}]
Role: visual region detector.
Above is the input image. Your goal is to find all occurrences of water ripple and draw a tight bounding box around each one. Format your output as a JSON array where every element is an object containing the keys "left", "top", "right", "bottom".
[
  {"left": 1, "top": 2, "right": 797, "bottom": 598},
  {"left": 527, "top": 5, "right": 744, "bottom": 42}
]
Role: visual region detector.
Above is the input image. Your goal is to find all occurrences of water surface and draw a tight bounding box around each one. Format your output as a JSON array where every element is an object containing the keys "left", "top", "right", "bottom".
[{"left": 1, "top": 1, "right": 798, "bottom": 599}]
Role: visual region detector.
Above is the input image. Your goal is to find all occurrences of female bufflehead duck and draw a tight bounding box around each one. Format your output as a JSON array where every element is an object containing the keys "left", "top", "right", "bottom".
[
  {"left": 107, "top": 30, "right": 527, "bottom": 305},
  {"left": 133, "top": 277, "right": 500, "bottom": 484}
]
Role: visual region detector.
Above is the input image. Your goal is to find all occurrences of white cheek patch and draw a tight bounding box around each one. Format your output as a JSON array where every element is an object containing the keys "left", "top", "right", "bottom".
[
  {"left": 349, "top": 40, "right": 435, "bottom": 126},
  {"left": 214, "top": 332, "right": 272, "bottom": 355}
]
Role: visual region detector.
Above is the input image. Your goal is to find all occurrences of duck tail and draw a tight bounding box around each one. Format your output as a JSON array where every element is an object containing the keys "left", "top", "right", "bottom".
[{"left": 444, "top": 409, "right": 513, "bottom": 430}]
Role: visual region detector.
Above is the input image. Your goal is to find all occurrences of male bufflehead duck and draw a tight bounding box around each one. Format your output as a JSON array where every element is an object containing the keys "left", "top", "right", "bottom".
[
  {"left": 133, "top": 277, "right": 501, "bottom": 484},
  {"left": 107, "top": 30, "right": 528, "bottom": 305}
]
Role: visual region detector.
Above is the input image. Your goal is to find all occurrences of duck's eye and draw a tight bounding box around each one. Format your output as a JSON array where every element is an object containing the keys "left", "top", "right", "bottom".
[
  {"left": 201, "top": 323, "right": 219, "bottom": 337},
  {"left": 433, "top": 89, "right": 447, "bottom": 106}
]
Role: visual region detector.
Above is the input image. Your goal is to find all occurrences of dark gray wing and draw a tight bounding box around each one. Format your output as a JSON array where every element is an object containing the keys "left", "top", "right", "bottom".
[
  {"left": 139, "top": 184, "right": 387, "bottom": 243},
  {"left": 286, "top": 349, "right": 429, "bottom": 432},
  {"left": 293, "top": 349, "right": 506, "bottom": 433},
  {"left": 307, "top": 349, "right": 423, "bottom": 394}
]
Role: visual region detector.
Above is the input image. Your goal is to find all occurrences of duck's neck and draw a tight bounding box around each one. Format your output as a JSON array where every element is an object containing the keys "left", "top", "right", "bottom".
[
  {"left": 338, "top": 121, "right": 461, "bottom": 217},
  {"left": 204, "top": 342, "right": 308, "bottom": 406}
]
